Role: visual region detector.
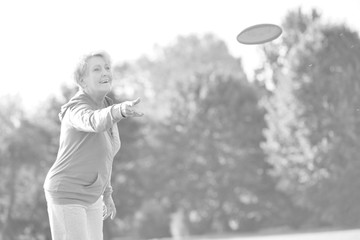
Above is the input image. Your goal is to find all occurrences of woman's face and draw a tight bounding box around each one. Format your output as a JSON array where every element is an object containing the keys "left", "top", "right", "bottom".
[{"left": 82, "top": 56, "right": 112, "bottom": 97}]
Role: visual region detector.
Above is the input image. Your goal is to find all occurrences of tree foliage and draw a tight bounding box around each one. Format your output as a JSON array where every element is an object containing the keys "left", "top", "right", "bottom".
[
  {"left": 0, "top": 96, "right": 53, "bottom": 240},
  {"left": 259, "top": 8, "right": 360, "bottom": 228},
  {"left": 111, "top": 34, "right": 285, "bottom": 237}
]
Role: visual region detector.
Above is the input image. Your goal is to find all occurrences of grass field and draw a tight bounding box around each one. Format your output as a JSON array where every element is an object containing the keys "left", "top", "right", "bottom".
[{"left": 192, "top": 229, "right": 360, "bottom": 240}]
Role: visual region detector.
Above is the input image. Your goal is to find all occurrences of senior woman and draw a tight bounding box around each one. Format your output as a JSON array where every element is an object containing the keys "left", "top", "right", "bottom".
[{"left": 43, "top": 50, "right": 143, "bottom": 240}]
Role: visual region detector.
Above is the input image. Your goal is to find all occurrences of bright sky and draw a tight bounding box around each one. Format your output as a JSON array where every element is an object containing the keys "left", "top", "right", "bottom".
[{"left": 0, "top": 0, "right": 359, "bottom": 112}]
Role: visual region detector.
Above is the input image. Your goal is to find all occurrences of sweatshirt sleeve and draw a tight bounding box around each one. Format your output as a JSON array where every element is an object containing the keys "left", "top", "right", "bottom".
[{"left": 67, "top": 100, "right": 122, "bottom": 132}]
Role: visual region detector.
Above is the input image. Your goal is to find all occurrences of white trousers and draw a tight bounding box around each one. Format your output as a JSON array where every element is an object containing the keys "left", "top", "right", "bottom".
[{"left": 46, "top": 195, "right": 103, "bottom": 240}]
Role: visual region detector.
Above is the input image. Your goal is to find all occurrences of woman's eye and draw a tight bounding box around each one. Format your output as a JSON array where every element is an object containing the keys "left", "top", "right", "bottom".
[
  {"left": 105, "top": 66, "right": 110, "bottom": 70},
  {"left": 93, "top": 68, "right": 100, "bottom": 71}
]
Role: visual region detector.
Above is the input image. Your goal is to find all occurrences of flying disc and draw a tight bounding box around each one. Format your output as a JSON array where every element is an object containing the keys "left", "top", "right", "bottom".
[{"left": 237, "top": 23, "right": 282, "bottom": 45}]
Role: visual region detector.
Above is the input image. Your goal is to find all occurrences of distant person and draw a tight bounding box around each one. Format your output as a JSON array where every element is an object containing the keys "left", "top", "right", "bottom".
[{"left": 43, "top": 50, "right": 143, "bottom": 240}]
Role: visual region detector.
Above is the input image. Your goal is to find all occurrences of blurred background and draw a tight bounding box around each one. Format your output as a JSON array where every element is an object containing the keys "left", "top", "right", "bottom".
[{"left": 1, "top": 0, "right": 360, "bottom": 239}]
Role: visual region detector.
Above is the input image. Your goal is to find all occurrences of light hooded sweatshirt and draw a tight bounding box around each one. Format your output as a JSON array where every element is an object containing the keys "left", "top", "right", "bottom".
[{"left": 43, "top": 89, "right": 123, "bottom": 206}]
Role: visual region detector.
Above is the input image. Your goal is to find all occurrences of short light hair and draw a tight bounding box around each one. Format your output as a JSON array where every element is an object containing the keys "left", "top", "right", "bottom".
[{"left": 74, "top": 50, "right": 112, "bottom": 86}]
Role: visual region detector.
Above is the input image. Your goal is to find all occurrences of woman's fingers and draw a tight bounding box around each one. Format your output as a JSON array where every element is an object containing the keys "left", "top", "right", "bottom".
[
  {"left": 130, "top": 97, "right": 141, "bottom": 107},
  {"left": 103, "top": 205, "right": 116, "bottom": 220},
  {"left": 122, "top": 98, "right": 144, "bottom": 118},
  {"left": 110, "top": 206, "right": 117, "bottom": 220},
  {"left": 103, "top": 205, "right": 110, "bottom": 220},
  {"left": 127, "top": 109, "right": 143, "bottom": 117},
  {"left": 124, "top": 109, "right": 143, "bottom": 117},
  {"left": 132, "top": 111, "right": 144, "bottom": 117}
]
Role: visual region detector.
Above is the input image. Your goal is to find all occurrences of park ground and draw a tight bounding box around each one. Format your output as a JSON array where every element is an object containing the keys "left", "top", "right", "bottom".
[{"left": 151, "top": 229, "right": 360, "bottom": 240}]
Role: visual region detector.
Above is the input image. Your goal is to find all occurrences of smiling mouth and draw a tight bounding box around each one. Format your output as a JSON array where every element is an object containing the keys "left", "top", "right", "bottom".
[{"left": 100, "top": 79, "right": 111, "bottom": 84}]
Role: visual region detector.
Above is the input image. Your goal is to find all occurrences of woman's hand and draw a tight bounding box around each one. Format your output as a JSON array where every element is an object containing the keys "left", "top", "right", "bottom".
[
  {"left": 120, "top": 98, "right": 144, "bottom": 118},
  {"left": 103, "top": 196, "right": 117, "bottom": 220}
]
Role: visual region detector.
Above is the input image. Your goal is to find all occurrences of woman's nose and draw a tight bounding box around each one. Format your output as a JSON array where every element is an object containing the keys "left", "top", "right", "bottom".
[{"left": 102, "top": 68, "right": 110, "bottom": 75}]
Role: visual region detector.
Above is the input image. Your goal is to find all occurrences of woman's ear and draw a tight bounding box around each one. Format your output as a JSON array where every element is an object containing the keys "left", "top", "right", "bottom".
[{"left": 79, "top": 78, "right": 87, "bottom": 88}]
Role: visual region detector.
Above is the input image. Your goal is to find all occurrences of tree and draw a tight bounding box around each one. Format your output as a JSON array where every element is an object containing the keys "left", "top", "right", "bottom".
[
  {"left": 113, "top": 33, "right": 288, "bottom": 236},
  {"left": 0, "top": 96, "right": 53, "bottom": 240},
  {"left": 295, "top": 25, "right": 360, "bottom": 228},
  {"left": 259, "top": 7, "right": 360, "bottom": 228}
]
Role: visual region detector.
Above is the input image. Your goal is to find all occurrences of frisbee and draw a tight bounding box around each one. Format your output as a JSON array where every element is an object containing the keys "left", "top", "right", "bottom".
[{"left": 237, "top": 23, "right": 282, "bottom": 45}]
